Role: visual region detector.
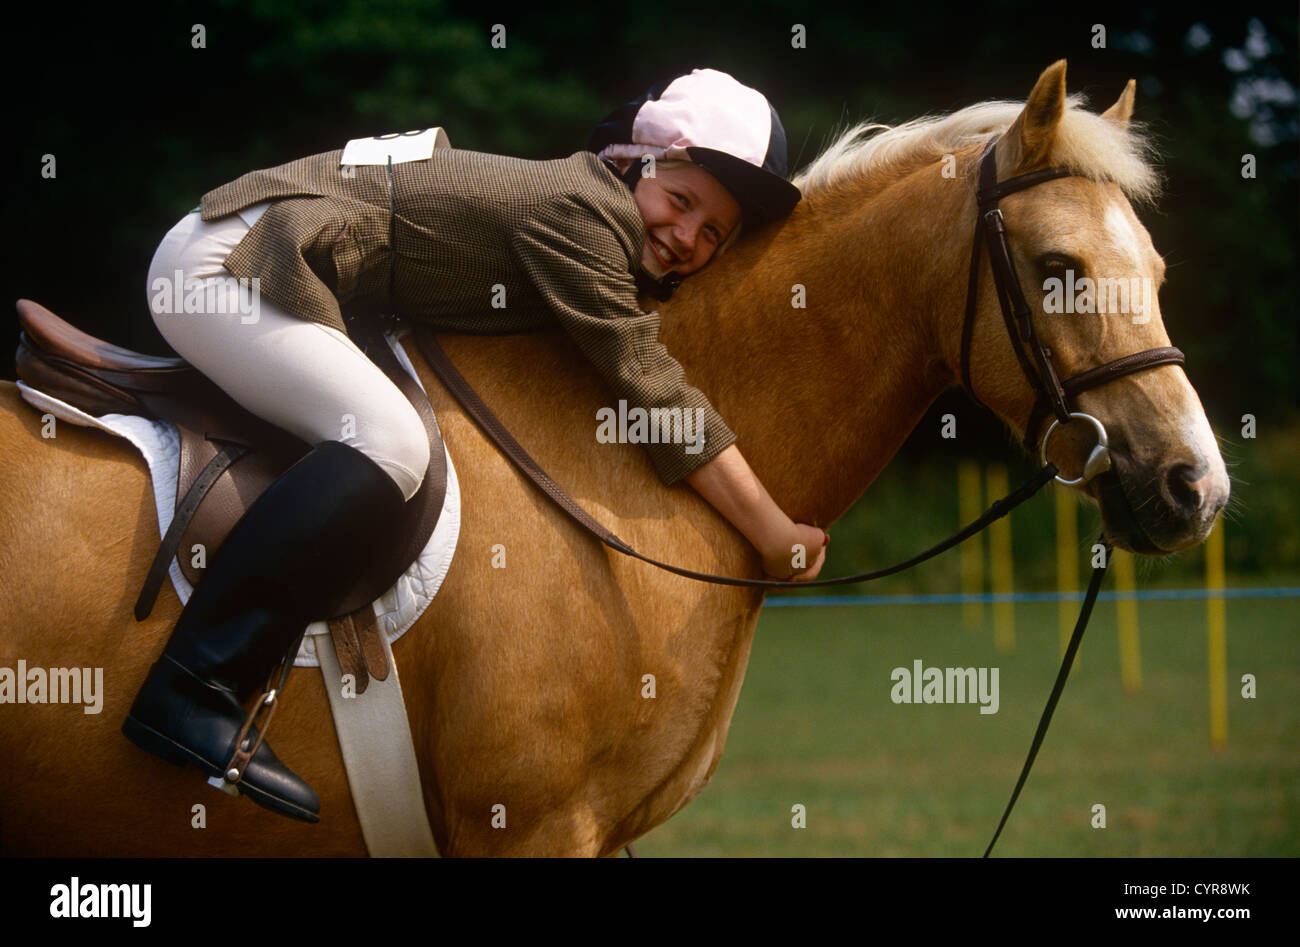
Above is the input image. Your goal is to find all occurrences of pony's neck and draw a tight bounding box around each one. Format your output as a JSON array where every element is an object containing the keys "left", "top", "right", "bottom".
[{"left": 658, "top": 155, "right": 976, "bottom": 526}]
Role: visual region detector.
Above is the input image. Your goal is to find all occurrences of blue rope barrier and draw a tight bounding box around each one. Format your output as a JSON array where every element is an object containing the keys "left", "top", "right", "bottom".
[{"left": 763, "top": 587, "right": 1300, "bottom": 607}]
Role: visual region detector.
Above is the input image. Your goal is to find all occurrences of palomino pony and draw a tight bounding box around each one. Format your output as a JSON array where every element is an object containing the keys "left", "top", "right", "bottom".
[{"left": 0, "top": 61, "right": 1227, "bottom": 856}]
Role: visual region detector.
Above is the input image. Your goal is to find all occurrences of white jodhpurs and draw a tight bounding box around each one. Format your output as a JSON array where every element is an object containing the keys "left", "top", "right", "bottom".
[{"left": 146, "top": 208, "right": 429, "bottom": 501}]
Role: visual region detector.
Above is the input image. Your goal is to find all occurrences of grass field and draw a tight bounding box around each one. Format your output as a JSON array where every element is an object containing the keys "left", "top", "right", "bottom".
[{"left": 635, "top": 595, "right": 1299, "bottom": 857}]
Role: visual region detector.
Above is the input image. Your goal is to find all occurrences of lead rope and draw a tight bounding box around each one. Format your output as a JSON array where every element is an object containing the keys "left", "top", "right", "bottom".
[{"left": 983, "top": 536, "right": 1112, "bottom": 856}]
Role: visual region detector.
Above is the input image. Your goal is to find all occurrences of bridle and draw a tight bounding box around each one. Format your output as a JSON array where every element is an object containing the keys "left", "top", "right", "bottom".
[
  {"left": 408, "top": 134, "right": 1195, "bottom": 856},
  {"left": 958, "top": 138, "right": 1185, "bottom": 486}
]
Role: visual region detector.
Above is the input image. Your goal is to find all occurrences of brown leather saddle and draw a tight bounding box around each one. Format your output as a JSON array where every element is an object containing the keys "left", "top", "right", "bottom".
[{"left": 13, "top": 298, "right": 448, "bottom": 693}]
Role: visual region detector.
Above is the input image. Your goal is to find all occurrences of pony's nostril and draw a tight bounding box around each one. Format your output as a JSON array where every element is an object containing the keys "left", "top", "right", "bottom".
[{"left": 1165, "top": 463, "right": 1204, "bottom": 513}]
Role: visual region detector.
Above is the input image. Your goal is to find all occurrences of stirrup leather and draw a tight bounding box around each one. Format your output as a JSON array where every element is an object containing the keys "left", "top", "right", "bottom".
[{"left": 221, "top": 646, "right": 297, "bottom": 789}]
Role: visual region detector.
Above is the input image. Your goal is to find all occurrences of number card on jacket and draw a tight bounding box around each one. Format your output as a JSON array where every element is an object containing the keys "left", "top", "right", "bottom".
[{"left": 340, "top": 127, "right": 451, "bottom": 166}]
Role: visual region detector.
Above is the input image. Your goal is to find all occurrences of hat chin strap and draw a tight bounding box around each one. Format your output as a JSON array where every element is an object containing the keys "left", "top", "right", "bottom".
[
  {"left": 635, "top": 267, "right": 682, "bottom": 301},
  {"left": 616, "top": 160, "right": 643, "bottom": 190}
]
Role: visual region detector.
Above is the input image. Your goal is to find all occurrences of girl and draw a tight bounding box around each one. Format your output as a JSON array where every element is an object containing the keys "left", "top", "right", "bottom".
[{"left": 123, "top": 68, "right": 829, "bottom": 823}]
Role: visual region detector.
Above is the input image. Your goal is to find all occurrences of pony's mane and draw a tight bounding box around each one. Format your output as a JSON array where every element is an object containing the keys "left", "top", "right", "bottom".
[{"left": 792, "top": 93, "right": 1160, "bottom": 204}]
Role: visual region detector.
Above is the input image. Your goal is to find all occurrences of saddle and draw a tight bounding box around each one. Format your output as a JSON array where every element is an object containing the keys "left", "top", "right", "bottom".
[{"left": 14, "top": 298, "right": 448, "bottom": 693}]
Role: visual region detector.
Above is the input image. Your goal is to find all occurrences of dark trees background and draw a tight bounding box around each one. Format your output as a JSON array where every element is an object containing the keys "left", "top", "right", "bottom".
[{"left": 5, "top": 0, "right": 1295, "bottom": 456}]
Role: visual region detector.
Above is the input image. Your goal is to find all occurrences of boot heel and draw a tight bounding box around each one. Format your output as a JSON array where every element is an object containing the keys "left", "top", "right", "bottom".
[{"left": 122, "top": 716, "right": 195, "bottom": 768}]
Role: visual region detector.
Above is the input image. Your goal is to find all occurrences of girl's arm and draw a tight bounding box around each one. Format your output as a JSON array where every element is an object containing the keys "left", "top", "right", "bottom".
[{"left": 685, "top": 444, "right": 828, "bottom": 580}]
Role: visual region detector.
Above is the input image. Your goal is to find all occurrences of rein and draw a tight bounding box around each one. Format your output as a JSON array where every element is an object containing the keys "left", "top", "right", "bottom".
[
  {"left": 414, "top": 327, "right": 1059, "bottom": 590},
  {"left": 406, "top": 137, "right": 1184, "bottom": 855}
]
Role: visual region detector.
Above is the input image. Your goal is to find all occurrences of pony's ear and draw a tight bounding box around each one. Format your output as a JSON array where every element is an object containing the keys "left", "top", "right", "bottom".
[
  {"left": 1001, "top": 60, "right": 1068, "bottom": 173},
  {"left": 1101, "top": 79, "right": 1137, "bottom": 128}
]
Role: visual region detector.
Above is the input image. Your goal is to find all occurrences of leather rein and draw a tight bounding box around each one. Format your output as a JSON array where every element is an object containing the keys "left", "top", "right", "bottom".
[{"left": 407, "top": 137, "right": 1188, "bottom": 855}]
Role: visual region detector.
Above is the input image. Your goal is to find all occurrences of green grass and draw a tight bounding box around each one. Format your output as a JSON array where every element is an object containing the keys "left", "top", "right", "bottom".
[{"left": 634, "top": 597, "right": 1299, "bottom": 856}]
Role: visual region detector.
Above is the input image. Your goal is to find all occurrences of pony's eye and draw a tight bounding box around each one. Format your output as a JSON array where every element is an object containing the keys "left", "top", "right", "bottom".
[{"left": 1039, "top": 254, "right": 1081, "bottom": 277}]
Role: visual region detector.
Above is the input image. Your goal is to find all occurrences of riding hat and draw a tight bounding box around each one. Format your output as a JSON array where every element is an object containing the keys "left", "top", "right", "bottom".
[{"left": 587, "top": 68, "right": 802, "bottom": 229}]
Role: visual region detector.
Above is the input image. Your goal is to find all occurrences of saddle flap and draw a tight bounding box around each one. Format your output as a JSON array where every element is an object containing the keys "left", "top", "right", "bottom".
[{"left": 176, "top": 428, "right": 308, "bottom": 586}]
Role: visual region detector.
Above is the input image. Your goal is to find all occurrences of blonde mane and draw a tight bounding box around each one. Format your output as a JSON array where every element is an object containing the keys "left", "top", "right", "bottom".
[{"left": 792, "top": 94, "right": 1160, "bottom": 204}]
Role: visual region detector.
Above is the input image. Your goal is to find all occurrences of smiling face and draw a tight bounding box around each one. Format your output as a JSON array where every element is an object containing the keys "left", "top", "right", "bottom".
[{"left": 632, "top": 162, "right": 742, "bottom": 278}]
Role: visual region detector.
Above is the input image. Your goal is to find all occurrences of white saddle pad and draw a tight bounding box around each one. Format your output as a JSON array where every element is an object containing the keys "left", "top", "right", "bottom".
[{"left": 16, "top": 330, "right": 461, "bottom": 667}]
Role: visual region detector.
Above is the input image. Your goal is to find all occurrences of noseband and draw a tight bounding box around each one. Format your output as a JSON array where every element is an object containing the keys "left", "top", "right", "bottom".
[{"left": 958, "top": 139, "right": 1185, "bottom": 486}]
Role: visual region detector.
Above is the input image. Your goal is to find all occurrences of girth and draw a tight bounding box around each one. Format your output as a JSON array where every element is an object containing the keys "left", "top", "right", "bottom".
[{"left": 958, "top": 139, "right": 1184, "bottom": 482}]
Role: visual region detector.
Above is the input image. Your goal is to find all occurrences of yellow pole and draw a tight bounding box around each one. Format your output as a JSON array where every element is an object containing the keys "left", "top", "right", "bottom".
[
  {"left": 959, "top": 460, "right": 984, "bottom": 630},
  {"left": 1113, "top": 548, "right": 1142, "bottom": 694},
  {"left": 1055, "top": 488, "right": 1078, "bottom": 660},
  {"left": 1206, "top": 516, "right": 1227, "bottom": 749},
  {"left": 987, "top": 464, "right": 1014, "bottom": 653}
]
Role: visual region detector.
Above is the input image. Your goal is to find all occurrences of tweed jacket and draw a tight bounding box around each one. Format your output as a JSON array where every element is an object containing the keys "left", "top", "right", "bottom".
[{"left": 198, "top": 147, "right": 735, "bottom": 485}]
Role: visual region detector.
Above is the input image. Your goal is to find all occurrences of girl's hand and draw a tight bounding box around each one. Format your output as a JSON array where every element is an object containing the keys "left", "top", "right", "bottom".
[
  {"left": 682, "top": 444, "right": 829, "bottom": 582},
  {"left": 761, "top": 523, "right": 829, "bottom": 581}
]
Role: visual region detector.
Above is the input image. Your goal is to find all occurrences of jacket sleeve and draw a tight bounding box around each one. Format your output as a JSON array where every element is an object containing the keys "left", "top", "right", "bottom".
[{"left": 509, "top": 195, "right": 736, "bottom": 486}]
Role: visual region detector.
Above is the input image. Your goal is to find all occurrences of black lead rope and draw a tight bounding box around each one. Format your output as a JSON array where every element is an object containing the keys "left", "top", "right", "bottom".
[{"left": 983, "top": 536, "right": 1112, "bottom": 857}]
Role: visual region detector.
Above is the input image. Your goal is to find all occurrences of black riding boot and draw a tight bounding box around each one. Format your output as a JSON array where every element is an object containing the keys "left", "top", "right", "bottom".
[{"left": 122, "top": 440, "right": 408, "bottom": 822}]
